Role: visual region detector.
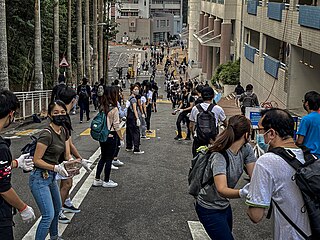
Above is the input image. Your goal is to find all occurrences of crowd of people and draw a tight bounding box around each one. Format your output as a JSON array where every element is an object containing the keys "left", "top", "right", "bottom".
[{"left": 187, "top": 87, "right": 320, "bottom": 239}]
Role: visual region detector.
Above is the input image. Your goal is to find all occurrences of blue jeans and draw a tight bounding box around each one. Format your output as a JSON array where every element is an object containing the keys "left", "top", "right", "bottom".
[
  {"left": 29, "top": 169, "right": 62, "bottom": 240},
  {"left": 195, "top": 203, "right": 234, "bottom": 240}
]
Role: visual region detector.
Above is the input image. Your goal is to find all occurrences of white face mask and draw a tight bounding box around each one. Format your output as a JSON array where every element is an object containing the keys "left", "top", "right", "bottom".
[{"left": 133, "top": 90, "right": 139, "bottom": 95}]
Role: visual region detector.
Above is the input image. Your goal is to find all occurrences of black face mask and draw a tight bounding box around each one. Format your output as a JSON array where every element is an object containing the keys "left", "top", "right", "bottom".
[
  {"left": 4, "top": 115, "right": 14, "bottom": 129},
  {"left": 51, "top": 115, "right": 68, "bottom": 126}
]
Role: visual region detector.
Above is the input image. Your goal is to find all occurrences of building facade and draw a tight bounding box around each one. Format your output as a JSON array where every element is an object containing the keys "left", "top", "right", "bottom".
[
  {"left": 189, "top": 0, "right": 320, "bottom": 110},
  {"left": 241, "top": 0, "right": 320, "bottom": 110},
  {"left": 189, "top": 0, "right": 243, "bottom": 81},
  {"left": 115, "top": 0, "right": 181, "bottom": 44}
]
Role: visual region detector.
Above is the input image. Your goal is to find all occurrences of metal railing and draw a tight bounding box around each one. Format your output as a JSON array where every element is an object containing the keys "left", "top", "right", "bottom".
[{"left": 14, "top": 90, "right": 52, "bottom": 120}]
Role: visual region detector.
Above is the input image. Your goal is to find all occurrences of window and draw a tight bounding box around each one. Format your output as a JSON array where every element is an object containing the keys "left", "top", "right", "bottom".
[
  {"left": 121, "top": 12, "right": 129, "bottom": 16},
  {"left": 167, "top": 20, "right": 169, "bottom": 27},
  {"left": 133, "top": 0, "right": 139, "bottom": 3},
  {"left": 157, "top": 20, "right": 159, "bottom": 28},
  {"left": 131, "top": 12, "right": 138, "bottom": 16},
  {"left": 160, "top": 20, "right": 166, "bottom": 27}
]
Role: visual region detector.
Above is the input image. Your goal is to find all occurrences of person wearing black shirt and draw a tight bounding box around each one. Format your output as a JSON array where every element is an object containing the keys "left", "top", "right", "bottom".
[
  {"left": 51, "top": 74, "right": 67, "bottom": 103},
  {"left": 0, "top": 90, "right": 36, "bottom": 240},
  {"left": 234, "top": 82, "right": 245, "bottom": 107},
  {"left": 174, "top": 88, "right": 194, "bottom": 140},
  {"left": 77, "top": 78, "right": 91, "bottom": 123}
]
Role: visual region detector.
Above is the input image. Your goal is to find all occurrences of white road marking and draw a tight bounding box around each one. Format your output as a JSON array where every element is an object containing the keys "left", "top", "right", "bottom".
[
  {"left": 187, "top": 221, "right": 210, "bottom": 240},
  {"left": 22, "top": 148, "right": 101, "bottom": 240}
]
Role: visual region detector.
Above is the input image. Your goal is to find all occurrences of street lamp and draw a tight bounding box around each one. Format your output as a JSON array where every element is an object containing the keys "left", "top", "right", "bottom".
[{"left": 83, "top": 22, "right": 107, "bottom": 77}]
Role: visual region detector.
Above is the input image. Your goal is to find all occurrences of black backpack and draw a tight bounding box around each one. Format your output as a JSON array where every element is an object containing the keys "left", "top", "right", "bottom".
[
  {"left": 188, "top": 150, "right": 229, "bottom": 198},
  {"left": 79, "top": 85, "right": 89, "bottom": 100},
  {"left": 241, "top": 93, "right": 255, "bottom": 114},
  {"left": 196, "top": 104, "right": 217, "bottom": 144},
  {"left": 268, "top": 147, "right": 320, "bottom": 240}
]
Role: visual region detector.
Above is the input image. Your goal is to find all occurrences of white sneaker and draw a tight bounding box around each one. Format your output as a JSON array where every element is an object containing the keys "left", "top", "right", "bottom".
[
  {"left": 102, "top": 180, "right": 118, "bottom": 188},
  {"left": 92, "top": 179, "right": 103, "bottom": 187},
  {"left": 125, "top": 148, "right": 133, "bottom": 152},
  {"left": 112, "top": 159, "right": 124, "bottom": 166},
  {"left": 133, "top": 150, "right": 145, "bottom": 154},
  {"left": 111, "top": 164, "right": 119, "bottom": 170}
]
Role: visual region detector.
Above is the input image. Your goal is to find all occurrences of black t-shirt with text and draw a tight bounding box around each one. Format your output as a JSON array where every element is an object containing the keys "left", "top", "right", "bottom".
[{"left": 0, "top": 136, "right": 14, "bottom": 226}]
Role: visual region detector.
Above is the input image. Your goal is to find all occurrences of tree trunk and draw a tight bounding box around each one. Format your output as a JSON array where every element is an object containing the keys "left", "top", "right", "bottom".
[
  {"left": 92, "top": 0, "right": 98, "bottom": 85},
  {"left": 85, "top": 0, "right": 91, "bottom": 83},
  {"left": 34, "top": 0, "right": 43, "bottom": 90},
  {"left": 0, "top": 0, "right": 9, "bottom": 89},
  {"left": 98, "top": 0, "right": 103, "bottom": 80},
  {"left": 77, "top": 0, "right": 83, "bottom": 83},
  {"left": 53, "top": 0, "right": 60, "bottom": 85},
  {"left": 67, "top": 0, "right": 73, "bottom": 85},
  {"left": 104, "top": 1, "right": 110, "bottom": 84}
]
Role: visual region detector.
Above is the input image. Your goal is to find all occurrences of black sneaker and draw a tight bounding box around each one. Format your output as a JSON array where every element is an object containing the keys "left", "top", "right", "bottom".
[
  {"left": 62, "top": 204, "right": 81, "bottom": 213},
  {"left": 58, "top": 213, "right": 71, "bottom": 224},
  {"left": 174, "top": 136, "right": 182, "bottom": 140},
  {"left": 184, "top": 137, "right": 191, "bottom": 140}
]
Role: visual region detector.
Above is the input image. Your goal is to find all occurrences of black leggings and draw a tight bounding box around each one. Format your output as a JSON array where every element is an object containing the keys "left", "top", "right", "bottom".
[
  {"left": 146, "top": 105, "right": 152, "bottom": 130},
  {"left": 96, "top": 134, "right": 117, "bottom": 182},
  {"left": 176, "top": 111, "right": 190, "bottom": 138}
]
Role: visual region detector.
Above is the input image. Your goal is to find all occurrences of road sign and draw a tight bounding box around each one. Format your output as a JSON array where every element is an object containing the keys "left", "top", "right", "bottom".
[
  {"left": 59, "top": 56, "right": 70, "bottom": 67},
  {"left": 245, "top": 107, "right": 262, "bottom": 128}
]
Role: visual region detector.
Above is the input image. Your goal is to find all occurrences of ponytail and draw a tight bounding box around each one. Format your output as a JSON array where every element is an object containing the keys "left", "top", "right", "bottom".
[
  {"left": 209, "top": 125, "right": 235, "bottom": 152},
  {"left": 209, "top": 115, "right": 251, "bottom": 153}
]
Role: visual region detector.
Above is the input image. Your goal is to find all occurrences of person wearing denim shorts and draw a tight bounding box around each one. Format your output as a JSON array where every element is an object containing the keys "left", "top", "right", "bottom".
[{"left": 30, "top": 101, "right": 71, "bottom": 240}]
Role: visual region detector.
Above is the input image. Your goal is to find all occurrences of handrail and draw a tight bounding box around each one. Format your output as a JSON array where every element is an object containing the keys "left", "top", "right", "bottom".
[{"left": 14, "top": 90, "right": 52, "bottom": 120}]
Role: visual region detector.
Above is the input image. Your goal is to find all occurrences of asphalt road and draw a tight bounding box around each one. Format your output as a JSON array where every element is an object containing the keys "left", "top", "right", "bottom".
[{"left": 5, "top": 46, "right": 272, "bottom": 240}]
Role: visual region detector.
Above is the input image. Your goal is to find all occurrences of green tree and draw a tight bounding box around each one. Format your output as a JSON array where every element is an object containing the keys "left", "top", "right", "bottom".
[
  {"left": 212, "top": 60, "right": 240, "bottom": 86},
  {"left": 0, "top": 0, "right": 9, "bottom": 89}
]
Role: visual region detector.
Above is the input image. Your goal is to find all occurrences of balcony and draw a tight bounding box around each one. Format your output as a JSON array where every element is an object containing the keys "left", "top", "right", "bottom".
[
  {"left": 267, "top": 2, "right": 285, "bottom": 21},
  {"left": 264, "top": 54, "right": 280, "bottom": 79},
  {"left": 298, "top": 6, "right": 320, "bottom": 30},
  {"left": 245, "top": 44, "right": 257, "bottom": 63},
  {"left": 247, "top": 0, "right": 258, "bottom": 15}
]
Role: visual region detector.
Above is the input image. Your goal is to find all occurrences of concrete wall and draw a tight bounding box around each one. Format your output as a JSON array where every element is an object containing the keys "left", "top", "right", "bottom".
[
  {"left": 116, "top": 18, "right": 152, "bottom": 45},
  {"left": 287, "top": 46, "right": 320, "bottom": 110},
  {"left": 243, "top": 7, "right": 320, "bottom": 55},
  {"left": 240, "top": 50, "right": 288, "bottom": 108},
  {"left": 188, "top": 0, "right": 201, "bottom": 63}
]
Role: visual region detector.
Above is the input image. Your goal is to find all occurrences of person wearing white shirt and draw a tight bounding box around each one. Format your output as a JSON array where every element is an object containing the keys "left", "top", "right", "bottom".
[
  {"left": 189, "top": 87, "right": 227, "bottom": 157},
  {"left": 246, "top": 108, "right": 311, "bottom": 240}
]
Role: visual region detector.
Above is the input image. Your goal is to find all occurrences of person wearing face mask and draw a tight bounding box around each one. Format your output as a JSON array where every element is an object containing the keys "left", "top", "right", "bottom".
[
  {"left": 246, "top": 108, "right": 311, "bottom": 240},
  {"left": 93, "top": 86, "right": 125, "bottom": 188},
  {"left": 195, "top": 115, "right": 256, "bottom": 240},
  {"left": 296, "top": 91, "right": 320, "bottom": 158},
  {"left": 30, "top": 100, "right": 71, "bottom": 240},
  {"left": 144, "top": 82, "right": 153, "bottom": 133},
  {"left": 55, "top": 87, "right": 92, "bottom": 224},
  {"left": 126, "top": 84, "right": 144, "bottom": 154},
  {"left": 0, "top": 90, "right": 36, "bottom": 240},
  {"left": 174, "top": 87, "right": 194, "bottom": 141}
]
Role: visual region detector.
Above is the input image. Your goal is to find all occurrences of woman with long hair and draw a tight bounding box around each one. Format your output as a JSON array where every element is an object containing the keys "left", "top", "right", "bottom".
[
  {"left": 195, "top": 115, "right": 256, "bottom": 240},
  {"left": 93, "top": 86, "right": 124, "bottom": 188},
  {"left": 30, "top": 100, "right": 71, "bottom": 240}
]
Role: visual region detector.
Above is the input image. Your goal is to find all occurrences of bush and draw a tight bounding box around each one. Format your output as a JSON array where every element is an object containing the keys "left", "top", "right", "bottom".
[{"left": 211, "top": 60, "right": 240, "bottom": 85}]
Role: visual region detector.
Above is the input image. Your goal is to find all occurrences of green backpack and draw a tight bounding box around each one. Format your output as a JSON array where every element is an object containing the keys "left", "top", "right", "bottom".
[{"left": 90, "top": 111, "right": 111, "bottom": 142}]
